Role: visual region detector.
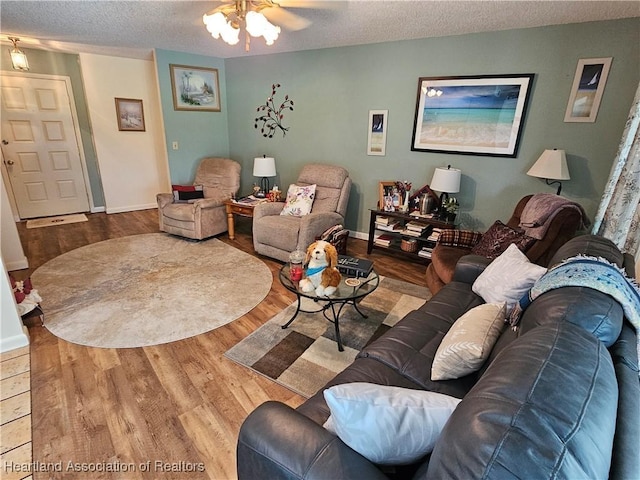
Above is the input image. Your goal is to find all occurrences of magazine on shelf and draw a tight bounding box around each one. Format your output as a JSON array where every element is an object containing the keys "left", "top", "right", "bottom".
[
  {"left": 337, "top": 255, "right": 374, "bottom": 278},
  {"left": 233, "top": 195, "right": 268, "bottom": 206},
  {"left": 376, "top": 222, "right": 402, "bottom": 232},
  {"left": 375, "top": 215, "right": 391, "bottom": 225}
]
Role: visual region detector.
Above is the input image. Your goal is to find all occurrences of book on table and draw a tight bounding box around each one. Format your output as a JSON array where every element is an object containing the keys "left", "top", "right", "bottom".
[{"left": 337, "top": 255, "right": 374, "bottom": 278}]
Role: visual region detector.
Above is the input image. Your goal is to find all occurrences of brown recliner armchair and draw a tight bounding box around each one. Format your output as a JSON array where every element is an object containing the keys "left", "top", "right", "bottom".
[
  {"left": 425, "top": 194, "right": 586, "bottom": 294},
  {"left": 157, "top": 157, "right": 240, "bottom": 240},
  {"left": 253, "top": 164, "right": 351, "bottom": 262}
]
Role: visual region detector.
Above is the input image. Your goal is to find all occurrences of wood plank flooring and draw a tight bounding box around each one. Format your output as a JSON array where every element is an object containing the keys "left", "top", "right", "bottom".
[{"left": 9, "top": 209, "right": 428, "bottom": 480}]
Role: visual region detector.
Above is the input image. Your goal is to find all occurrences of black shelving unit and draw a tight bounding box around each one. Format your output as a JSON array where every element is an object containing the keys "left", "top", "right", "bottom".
[{"left": 367, "top": 209, "right": 455, "bottom": 263}]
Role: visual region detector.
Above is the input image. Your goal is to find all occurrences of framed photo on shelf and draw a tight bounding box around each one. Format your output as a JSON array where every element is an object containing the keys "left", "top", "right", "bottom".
[
  {"left": 378, "top": 181, "right": 396, "bottom": 211},
  {"left": 115, "top": 98, "right": 145, "bottom": 132},
  {"left": 367, "top": 109, "right": 388, "bottom": 156},
  {"left": 169, "top": 64, "right": 221, "bottom": 112},
  {"left": 411, "top": 74, "right": 534, "bottom": 157},
  {"left": 564, "top": 57, "right": 612, "bottom": 123}
]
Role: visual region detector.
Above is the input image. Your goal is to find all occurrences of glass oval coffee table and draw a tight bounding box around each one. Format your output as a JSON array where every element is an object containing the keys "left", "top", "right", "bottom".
[{"left": 279, "top": 265, "right": 380, "bottom": 351}]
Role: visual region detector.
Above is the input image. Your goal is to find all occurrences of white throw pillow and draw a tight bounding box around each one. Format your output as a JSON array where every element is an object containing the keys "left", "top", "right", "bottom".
[
  {"left": 280, "top": 183, "right": 316, "bottom": 216},
  {"left": 322, "top": 383, "right": 461, "bottom": 465},
  {"left": 431, "top": 302, "right": 506, "bottom": 381},
  {"left": 472, "top": 243, "right": 547, "bottom": 312}
]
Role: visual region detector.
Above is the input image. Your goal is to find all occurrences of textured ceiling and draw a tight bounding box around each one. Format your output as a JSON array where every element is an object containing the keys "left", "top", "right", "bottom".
[{"left": 1, "top": 1, "right": 639, "bottom": 59}]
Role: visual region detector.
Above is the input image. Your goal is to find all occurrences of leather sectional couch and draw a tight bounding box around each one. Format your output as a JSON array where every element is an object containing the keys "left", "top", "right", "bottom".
[{"left": 237, "top": 235, "right": 639, "bottom": 479}]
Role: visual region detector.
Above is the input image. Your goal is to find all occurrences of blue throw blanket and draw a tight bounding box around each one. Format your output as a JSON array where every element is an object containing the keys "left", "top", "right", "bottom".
[{"left": 509, "top": 255, "right": 640, "bottom": 375}]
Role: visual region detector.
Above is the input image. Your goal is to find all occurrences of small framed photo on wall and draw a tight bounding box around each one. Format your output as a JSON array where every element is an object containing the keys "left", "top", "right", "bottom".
[
  {"left": 367, "top": 110, "right": 388, "bottom": 156},
  {"left": 115, "top": 98, "right": 145, "bottom": 132},
  {"left": 564, "top": 57, "right": 612, "bottom": 123}
]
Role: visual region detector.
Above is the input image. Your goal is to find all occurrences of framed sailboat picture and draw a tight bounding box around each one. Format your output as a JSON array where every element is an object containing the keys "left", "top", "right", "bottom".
[{"left": 564, "top": 57, "right": 612, "bottom": 123}]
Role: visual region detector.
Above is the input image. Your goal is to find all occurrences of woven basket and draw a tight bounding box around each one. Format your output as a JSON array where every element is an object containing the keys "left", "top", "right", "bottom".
[{"left": 401, "top": 238, "right": 418, "bottom": 253}]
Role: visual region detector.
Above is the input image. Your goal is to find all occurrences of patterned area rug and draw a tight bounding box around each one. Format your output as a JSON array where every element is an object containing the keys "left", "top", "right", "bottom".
[
  {"left": 225, "top": 277, "right": 431, "bottom": 398},
  {"left": 32, "top": 234, "right": 272, "bottom": 348}
]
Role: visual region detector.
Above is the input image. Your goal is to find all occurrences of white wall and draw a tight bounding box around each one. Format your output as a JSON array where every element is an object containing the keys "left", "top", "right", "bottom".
[
  {"left": 79, "top": 53, "right": 170, "bottom": 214},
  {"left": 1, "top": 171, "right": 28, "bottom": 271},
  {"left": 1, "top": 257, "right": 29, "bottom": 353}
]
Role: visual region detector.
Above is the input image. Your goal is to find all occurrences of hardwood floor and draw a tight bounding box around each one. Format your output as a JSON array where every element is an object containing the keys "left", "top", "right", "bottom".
[{"left": 10, "top": 209, "right": 428, "bottom": 480}]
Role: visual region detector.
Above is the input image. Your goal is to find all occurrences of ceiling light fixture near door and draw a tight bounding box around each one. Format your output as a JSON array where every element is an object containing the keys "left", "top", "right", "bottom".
[
  {"left": 203, "top": 0, "right": 281, "bottom": 52},
  {"left": 8, "top": 37, "right": 29, "bottom": 71}
]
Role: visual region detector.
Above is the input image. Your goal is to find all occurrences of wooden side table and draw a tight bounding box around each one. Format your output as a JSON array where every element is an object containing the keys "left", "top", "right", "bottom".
[{"left": 224, "top": 200, "right": 256, "bottom": 240}]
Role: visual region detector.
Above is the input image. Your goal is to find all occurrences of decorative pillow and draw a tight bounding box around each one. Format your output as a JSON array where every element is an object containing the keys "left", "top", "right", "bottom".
[
  {"left": 322, "top": 383, "right": 461, "bottom": 465},
  {"left": 438, "top": 229, "right": 483, "bottom": 248},
  {"left": 470, "top": 220, "right": 536, "bottom": 259},
  {"left": 472, "top": 243, "right": 547, "bottom": 312},
  {"left": 280, "top": 184, "right": 316, "bottom": 216},
  {"left": 172, "top": 185, "right": 204, "bottom": 203},
  {"left": 431, "top": 302, "right": 507, "bottom": 381}
]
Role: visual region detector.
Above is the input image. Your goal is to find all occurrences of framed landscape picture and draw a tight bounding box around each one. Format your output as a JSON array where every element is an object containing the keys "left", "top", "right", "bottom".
[
  {"left": 169, "top": 64, "right": 221, "bottom": 112},
  {"left": 367, "top": 109, "right": 388, "bottom": 156},
  {"left": 115, "top": 98, "right": 145, "bottom": 131},
  {"left": 411, "top": 74, "right": 534, "bottom": 157},
  {"left": 564, "top": 57, "right": 612, "bottom": 123}
]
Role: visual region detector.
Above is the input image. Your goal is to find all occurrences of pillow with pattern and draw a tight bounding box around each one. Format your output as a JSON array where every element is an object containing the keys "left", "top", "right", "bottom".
[
  {"left": 471, "top": 220, "right": 535, "bottom": 259},
  {"left": 280, "top": 184, "right": 316, "bottom": 217}
]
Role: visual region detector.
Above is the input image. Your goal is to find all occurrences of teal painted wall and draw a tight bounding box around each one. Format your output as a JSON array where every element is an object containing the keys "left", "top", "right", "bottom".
[
  {"left": 0, "top": 47, "right": 105, "bottom": 208},
  {"left": 154, "top": 50, "right": 229, "bottom": 184},
  {"left": 223, "top": 18, "right": 639, "bottom": 234}
]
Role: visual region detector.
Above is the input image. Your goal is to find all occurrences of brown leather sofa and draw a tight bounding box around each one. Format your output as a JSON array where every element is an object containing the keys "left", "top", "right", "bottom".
[
  {"left": 426, "top": 194, "right": 584, "bottom": 294},
  {"left": 237, "top": 235, "right": 639, "bottom": 479}
]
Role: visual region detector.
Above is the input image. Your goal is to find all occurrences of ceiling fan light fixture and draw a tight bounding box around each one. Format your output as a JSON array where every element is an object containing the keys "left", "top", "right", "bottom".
[
  {"left": 203, "top": 11, "right": 240, "bottom": 44},
  {"left": 203, "top": 1, "right": 282, "bottom": 50},
  {"left": 245, "top": 11, "right": 280, "bottom": 44}
]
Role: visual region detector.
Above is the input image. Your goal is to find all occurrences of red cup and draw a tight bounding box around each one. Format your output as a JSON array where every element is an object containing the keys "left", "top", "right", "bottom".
[{"left": 290, "top": 264, "right": 303, "bottom": 282}]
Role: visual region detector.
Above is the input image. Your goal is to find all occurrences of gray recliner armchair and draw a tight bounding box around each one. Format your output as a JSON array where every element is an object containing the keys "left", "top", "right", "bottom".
[
  {"left": 253, "top": 164, "right": 351, "bottom": 262},
  {"left": 157, "top": 157, "right": 240, "bottom": 240}
]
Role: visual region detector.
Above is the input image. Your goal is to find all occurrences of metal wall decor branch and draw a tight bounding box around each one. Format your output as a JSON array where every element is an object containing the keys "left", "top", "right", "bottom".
[{"left": 254, "top": 83, "right": 294, "bottom": 138}]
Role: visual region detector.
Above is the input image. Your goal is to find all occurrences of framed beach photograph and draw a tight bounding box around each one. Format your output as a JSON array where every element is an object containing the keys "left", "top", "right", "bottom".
[
  {"left": 115, "top": 98, "right": 145, "bottom": 131},
  {"left": 367, "top": 109, "right": 388, "bottom": 155},
  {"left": 564, "top": 57, "right": 612, "bottom": 123},
  {"left": 169, "top": 64, "right": 221, "bottom": 112},
  {"left": 411, "top": 74, "right": 534, "bottom": 157}
]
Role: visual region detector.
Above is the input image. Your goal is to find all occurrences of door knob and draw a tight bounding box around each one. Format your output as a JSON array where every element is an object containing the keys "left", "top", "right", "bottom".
[
  {"left": 1, "top": 140, "right": 8, "bottom": 145},
  {"left": 5, "top": 160, "right": 14, "bottom": 165}
]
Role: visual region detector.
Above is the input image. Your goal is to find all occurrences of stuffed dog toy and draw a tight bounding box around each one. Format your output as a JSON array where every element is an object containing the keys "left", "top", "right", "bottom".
[{"left": 299, "top": 240, "right": 342, "bottom": 296}]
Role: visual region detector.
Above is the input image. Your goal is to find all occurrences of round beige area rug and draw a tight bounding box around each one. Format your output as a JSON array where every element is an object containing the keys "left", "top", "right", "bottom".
[{"left": 32, "top": 234, "right": 272, "bottom": 348}]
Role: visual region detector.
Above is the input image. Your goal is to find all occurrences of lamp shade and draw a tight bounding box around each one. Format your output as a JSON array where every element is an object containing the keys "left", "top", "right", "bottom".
[
  {"left": 527, "top": 149, "right": 570, "bottom": 180},
  {"left": 253, "top": 156, "right": 276, "bottom": 177},
  {"left": 430, "top": 166, "right": 461, "bottom": 193}
]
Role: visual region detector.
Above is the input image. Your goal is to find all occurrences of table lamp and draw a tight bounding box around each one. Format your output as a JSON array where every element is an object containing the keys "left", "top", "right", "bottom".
[
  {"left": 527, "top": 149, "right": 570, "bottom": 195},
  {"left": 430, "top": 165, "right": 461, "bottom": 219},
  {"left": 253, "top": 155, "right": 276, "bottom": 197}
]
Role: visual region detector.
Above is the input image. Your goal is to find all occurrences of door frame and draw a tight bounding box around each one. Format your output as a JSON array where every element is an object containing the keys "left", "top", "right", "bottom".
[{"left": 0, "top": 71, "right": 96, "bottom": 220}]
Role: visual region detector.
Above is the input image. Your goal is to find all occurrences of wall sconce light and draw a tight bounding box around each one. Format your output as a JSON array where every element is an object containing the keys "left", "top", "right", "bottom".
[
  {"left": 253, "top": 155, "right": 276, "bottom": 197},
  {"left": 527, "top": 149, "right": 570, "bottom": 195},
  {"left": 8, "top": 37, "right": 29, "bottom": 71}
]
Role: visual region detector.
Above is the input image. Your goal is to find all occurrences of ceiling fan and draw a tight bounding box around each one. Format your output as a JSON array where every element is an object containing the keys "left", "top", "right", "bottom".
[{"left": 202, "top": 0, "right": 326, "bottom": 52}]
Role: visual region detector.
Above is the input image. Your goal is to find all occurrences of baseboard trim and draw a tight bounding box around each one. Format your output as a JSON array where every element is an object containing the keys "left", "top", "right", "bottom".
[
  {"left": 91, "top": 206, "right": 106, "bottom": 213},
  {"left": 106, "top": 203, "right": 157, "bottom": 214},
  {"left": 5, "top": 257, "right": 29, "bottom": 271},
  {"left": 0, "top": 331, "right": 30, "bottom": 354}
]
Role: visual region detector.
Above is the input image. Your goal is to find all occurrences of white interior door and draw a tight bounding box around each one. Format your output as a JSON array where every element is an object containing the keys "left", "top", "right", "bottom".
[{"left": 0, "top": 74, "right": 90, "bottom": 219}]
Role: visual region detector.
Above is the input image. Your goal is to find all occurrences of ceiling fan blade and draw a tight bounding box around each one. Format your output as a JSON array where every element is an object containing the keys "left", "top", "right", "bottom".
[
  {"left": 275, "top": 0, "right": 343, "bottom": 9},
  {"left": 263, "top": 7, "right": 312, "bottom": 31}
]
